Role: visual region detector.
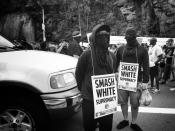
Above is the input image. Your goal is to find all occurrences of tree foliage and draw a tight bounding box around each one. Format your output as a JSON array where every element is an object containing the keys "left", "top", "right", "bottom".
[{"left": 0, "top": 0, "right": 168, "bottom": 42}]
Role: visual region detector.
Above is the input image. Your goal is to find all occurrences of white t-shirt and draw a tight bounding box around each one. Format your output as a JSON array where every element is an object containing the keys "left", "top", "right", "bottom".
[{"left": 148, "top": 44, "right": 163, "bottom": 67}]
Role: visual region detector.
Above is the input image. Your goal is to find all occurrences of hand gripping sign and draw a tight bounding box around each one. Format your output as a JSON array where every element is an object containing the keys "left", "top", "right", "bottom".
[
  {"left": 118, "top": 62, "right": 139, "bottom": 92},
  {"left": 91, "top": 73, "right": 118, "bottom": 119}
]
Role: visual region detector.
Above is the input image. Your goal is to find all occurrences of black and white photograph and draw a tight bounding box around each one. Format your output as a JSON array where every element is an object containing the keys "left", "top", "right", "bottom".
[{"left": 0, "top": 0, "right": 175, "bottom": 131}]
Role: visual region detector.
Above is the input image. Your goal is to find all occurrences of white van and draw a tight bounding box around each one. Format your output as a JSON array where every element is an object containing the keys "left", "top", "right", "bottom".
[{"left": 0, "top": 35, "right": 82, "bottom": 131}]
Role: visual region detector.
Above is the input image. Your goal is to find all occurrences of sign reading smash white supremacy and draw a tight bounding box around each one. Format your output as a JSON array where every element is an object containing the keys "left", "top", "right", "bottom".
[
  {"left": 91, "top": 74, "right": 117, "bottom": 119},
  {"left": 118, "top": 62, "right": 139, "bottom": 92}
]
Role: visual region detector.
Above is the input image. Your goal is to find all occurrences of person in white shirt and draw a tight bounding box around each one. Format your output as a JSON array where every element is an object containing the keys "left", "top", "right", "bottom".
[{"left": 148, "top": 38, "right": 163, "bottom": 93}]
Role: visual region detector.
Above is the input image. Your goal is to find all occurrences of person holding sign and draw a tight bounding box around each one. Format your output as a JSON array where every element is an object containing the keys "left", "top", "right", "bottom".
[
  {"left": 115, "top": 27, "right": 149, "bottom": 131},
  {"left": 75, "top": 24, "right": 117, "bottom": 131}
]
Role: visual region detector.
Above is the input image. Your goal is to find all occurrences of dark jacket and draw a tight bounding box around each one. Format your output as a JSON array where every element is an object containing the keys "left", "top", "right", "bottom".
[
  {"left": 116, "top": 44, "right": 149, "bottom": 83},
  {"left": 165, "top": 47, "right": 174, "bottom": 64},
  {"left": 75, "top": 24, "right": 117, "bottom": 101},
  {"left": 75, "top": 49, "right": 116, "bottom": 101},
  {"left": 67, "top": 39, "right": 83, "bottom": 57}
]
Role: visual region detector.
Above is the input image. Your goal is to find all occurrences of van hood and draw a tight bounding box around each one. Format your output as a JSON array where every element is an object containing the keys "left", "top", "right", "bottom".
[{"left": 0, "top": 50, "right": 78, "bottom": 73}]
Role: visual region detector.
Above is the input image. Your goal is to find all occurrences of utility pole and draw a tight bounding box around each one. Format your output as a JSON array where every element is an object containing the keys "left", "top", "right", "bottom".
[
  {"left": 78, "top": 1, "right": 83, "bottom": 46},
  {"left": 37, "top": 1, "right": 46, "bottom": 42},
  {"left": 78, "top": 5, "right": 82, "bottom": 37},
  {"left": 42, "top": 8, "right": 46, "bottom": 42}
]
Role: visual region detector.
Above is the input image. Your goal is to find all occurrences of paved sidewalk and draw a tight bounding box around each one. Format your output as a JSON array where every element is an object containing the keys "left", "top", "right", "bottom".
[
  {"left": 55, "top": 81, "right": 175, "bottom": 131},
  {"left": 110, "top": 81, "right": 175, "bottom": 131}
]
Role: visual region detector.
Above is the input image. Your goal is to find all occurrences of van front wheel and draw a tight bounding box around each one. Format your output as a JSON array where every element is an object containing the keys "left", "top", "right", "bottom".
[{"left": 0, "top": 97, "right": 50, "bottom": 131}]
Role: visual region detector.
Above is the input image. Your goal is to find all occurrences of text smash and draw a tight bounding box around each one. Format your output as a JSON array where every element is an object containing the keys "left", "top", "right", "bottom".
[
  {"left": 120, "top": 65, "right": 138, "bottom": 82},
  {"left": 94, "top": 77, "right": 116, "bottom": 99}
]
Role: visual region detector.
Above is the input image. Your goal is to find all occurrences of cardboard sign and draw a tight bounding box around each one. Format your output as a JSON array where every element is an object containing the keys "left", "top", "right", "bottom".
[
  {"left": 91, "top": 73, "right": 118, "bottom": 119},
  {"left": 118, "top": 62, "right": 139, "bottom": 92}
]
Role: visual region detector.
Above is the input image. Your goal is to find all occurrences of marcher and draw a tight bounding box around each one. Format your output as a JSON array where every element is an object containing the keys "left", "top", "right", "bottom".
[
  {"left": 158, "top": 46, "right": 166, "bottom": 83},
  {"left": 40, "top": 41, "right": 48, "bottom": 51},
  {"left": 160, "top": 38, "right": 175, "bottom": 84},
  {"left": 148, "top": 37, "right": 163, "bottom": 93},
  {"left": 75, "top": 24, "right": 117, "bottom": 131},
  {"left": 56, "top": 39, "right": 69, "bottom": 54},
  {"left": 170, "top": 52, "right": 175, "bottom": 91},
  {"left": 169, "top": 39, "right": 175, "bottom": 81},
  {"left": 67, "top": 31, "right": 83, "bottom": 58},
  {"left": 115, "top": 27, "right": 149, "bottom": 131}
]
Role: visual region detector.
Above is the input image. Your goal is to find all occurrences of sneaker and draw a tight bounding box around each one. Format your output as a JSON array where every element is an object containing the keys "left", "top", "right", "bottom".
[
  {"left": 160, "top": 81, "right": 166, "bottom": 84},
  {"left": 150, "top": 87, "right": 155, "bottom": 91},
  {"left": 152, "top": 89, "right": 160, "bottom": 94},
  {"left": 116, "top": 120, "right": 129, "bottom": 129},
  {"left": 130, "top": 123, "right": 143, "bottom": 131},
  {"left": 170, "top": 87, "right": 175, "bottom": 91}
]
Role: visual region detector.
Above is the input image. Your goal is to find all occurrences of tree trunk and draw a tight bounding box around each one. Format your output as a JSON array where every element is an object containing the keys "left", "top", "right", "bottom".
[
  {"left": 147, "top": 0, "right": 160, "bottom": 36},
  {"left": 134, "top": 0, "right": 142, "bottom": 32},
  {"left": 0, "top": 13, "right": 35, "bottom": 43}
]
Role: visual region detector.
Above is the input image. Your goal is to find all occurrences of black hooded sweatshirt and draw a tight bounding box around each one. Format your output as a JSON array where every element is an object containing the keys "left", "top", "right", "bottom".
[{"left": 75, "top": 24, "right": 117, "bottom": 101}]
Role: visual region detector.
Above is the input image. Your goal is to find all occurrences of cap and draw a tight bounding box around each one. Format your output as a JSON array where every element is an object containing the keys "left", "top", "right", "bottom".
[
  {"left": 96, "top": 24, "right": 110, "bottom": 34},
  {"left": 150, "top": 37, "right": 157, "bottom": 43},
  {"left": 72, "top": 31, "right": 81, "bottom": 37},
  {"left": 125, "top": 27, "right": 137, "bottom": 38},
  {"left": 167, "top": 38, "right": 174, "bottom": 43}
]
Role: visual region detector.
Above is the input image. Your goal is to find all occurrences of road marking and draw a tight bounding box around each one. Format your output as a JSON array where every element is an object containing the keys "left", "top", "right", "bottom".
[{"left": 117, "top": 106, "right": 175, "bottom": 114}]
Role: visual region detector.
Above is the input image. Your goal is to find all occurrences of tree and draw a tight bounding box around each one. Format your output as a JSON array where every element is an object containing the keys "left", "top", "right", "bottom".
[{"left": 146, "top": 0, "right": 160, "bottom": 35}]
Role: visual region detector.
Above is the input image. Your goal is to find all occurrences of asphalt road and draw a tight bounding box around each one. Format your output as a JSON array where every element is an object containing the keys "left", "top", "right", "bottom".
[{"left": 53, "top": 81, "right": 175, "bottom": 131}]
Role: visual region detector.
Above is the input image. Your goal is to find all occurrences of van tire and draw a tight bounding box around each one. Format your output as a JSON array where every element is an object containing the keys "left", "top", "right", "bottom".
[{"left": 0, "top": 97, "right": 50, "bottom": 131}]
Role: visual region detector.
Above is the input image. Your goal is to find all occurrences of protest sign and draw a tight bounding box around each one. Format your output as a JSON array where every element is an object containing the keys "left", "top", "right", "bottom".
[
  {"left": 118, "top": 62, "right": 139, "bottom": 92},
  {"left": 91, "top": 73, "right": 117, "bottom": 119}
]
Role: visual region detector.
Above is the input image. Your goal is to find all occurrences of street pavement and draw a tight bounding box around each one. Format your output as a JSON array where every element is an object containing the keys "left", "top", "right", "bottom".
[{"left": 53, "top": 81, "right": 175, "bottom": 131}]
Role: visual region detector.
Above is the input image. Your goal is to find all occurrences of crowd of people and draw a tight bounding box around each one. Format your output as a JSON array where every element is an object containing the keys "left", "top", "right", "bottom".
[
  {"left": 75, "top": 24, "right": 150, "bottom": 131},
  {"left": 147, "top": 37, "right": 175, "bottom": 93},
  {"left": 39, "top": 31, "right": 83, "bottom": 58},
  {"left": 109, "top": 36, "right": 175, "bottom": 93},
  {"left": 39, "top": 23, "right": 174, "bottom": 131}
]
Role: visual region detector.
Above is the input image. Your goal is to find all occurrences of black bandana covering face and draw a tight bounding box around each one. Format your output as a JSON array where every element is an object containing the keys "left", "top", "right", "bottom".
[
  {"left": 95, "top": 31, "right": 110, "bottom": 51},
  {"left": 93, "top": 30, "right": 112, "bottom": 71},
  {"left": 125, "top": 28, "right": 137, "bottom": 47}
]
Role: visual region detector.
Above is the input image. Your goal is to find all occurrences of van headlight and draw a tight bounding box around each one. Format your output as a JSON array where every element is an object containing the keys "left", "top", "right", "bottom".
[{"left": 50, "top": 72, "right": 76, "bottom": 89}]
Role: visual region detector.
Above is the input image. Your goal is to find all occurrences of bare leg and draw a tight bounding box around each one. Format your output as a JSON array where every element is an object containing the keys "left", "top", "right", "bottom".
[
  {"left": 121, "top": 104, "right": 129, "bottom": 120},
  {"left": 131, "top": 106, "right": 139, "bottom": 124}
]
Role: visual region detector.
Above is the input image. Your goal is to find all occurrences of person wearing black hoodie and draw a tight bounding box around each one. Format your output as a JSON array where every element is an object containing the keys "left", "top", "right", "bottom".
[
  {"left": 115, "top": 27, "right": 149, "bottom": 131},
  {"left": 75, "top": 24, "right": 117, "bottom": 131}
]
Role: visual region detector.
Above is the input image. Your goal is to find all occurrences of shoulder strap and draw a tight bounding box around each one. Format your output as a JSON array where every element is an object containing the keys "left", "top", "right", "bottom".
[
  {"left": 109, "top": 52, "right": 114, "bottom": 73},
  {"left": 90, "top": 46, "right": 95, "bottom": 75},
  {"left": 121, "top": 46, "right": 125, "bottom": 62}
]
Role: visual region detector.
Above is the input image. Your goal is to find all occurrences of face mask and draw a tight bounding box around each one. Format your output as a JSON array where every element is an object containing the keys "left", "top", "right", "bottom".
[
  {"left": 95, "top": 31, "right": 110, "bottom": 50},
  {"left": 125, "top": 35, "right": 136, "bottom": 46},
  {"left": 125, "top": 28, "right": 137, "bottom": 47}
]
